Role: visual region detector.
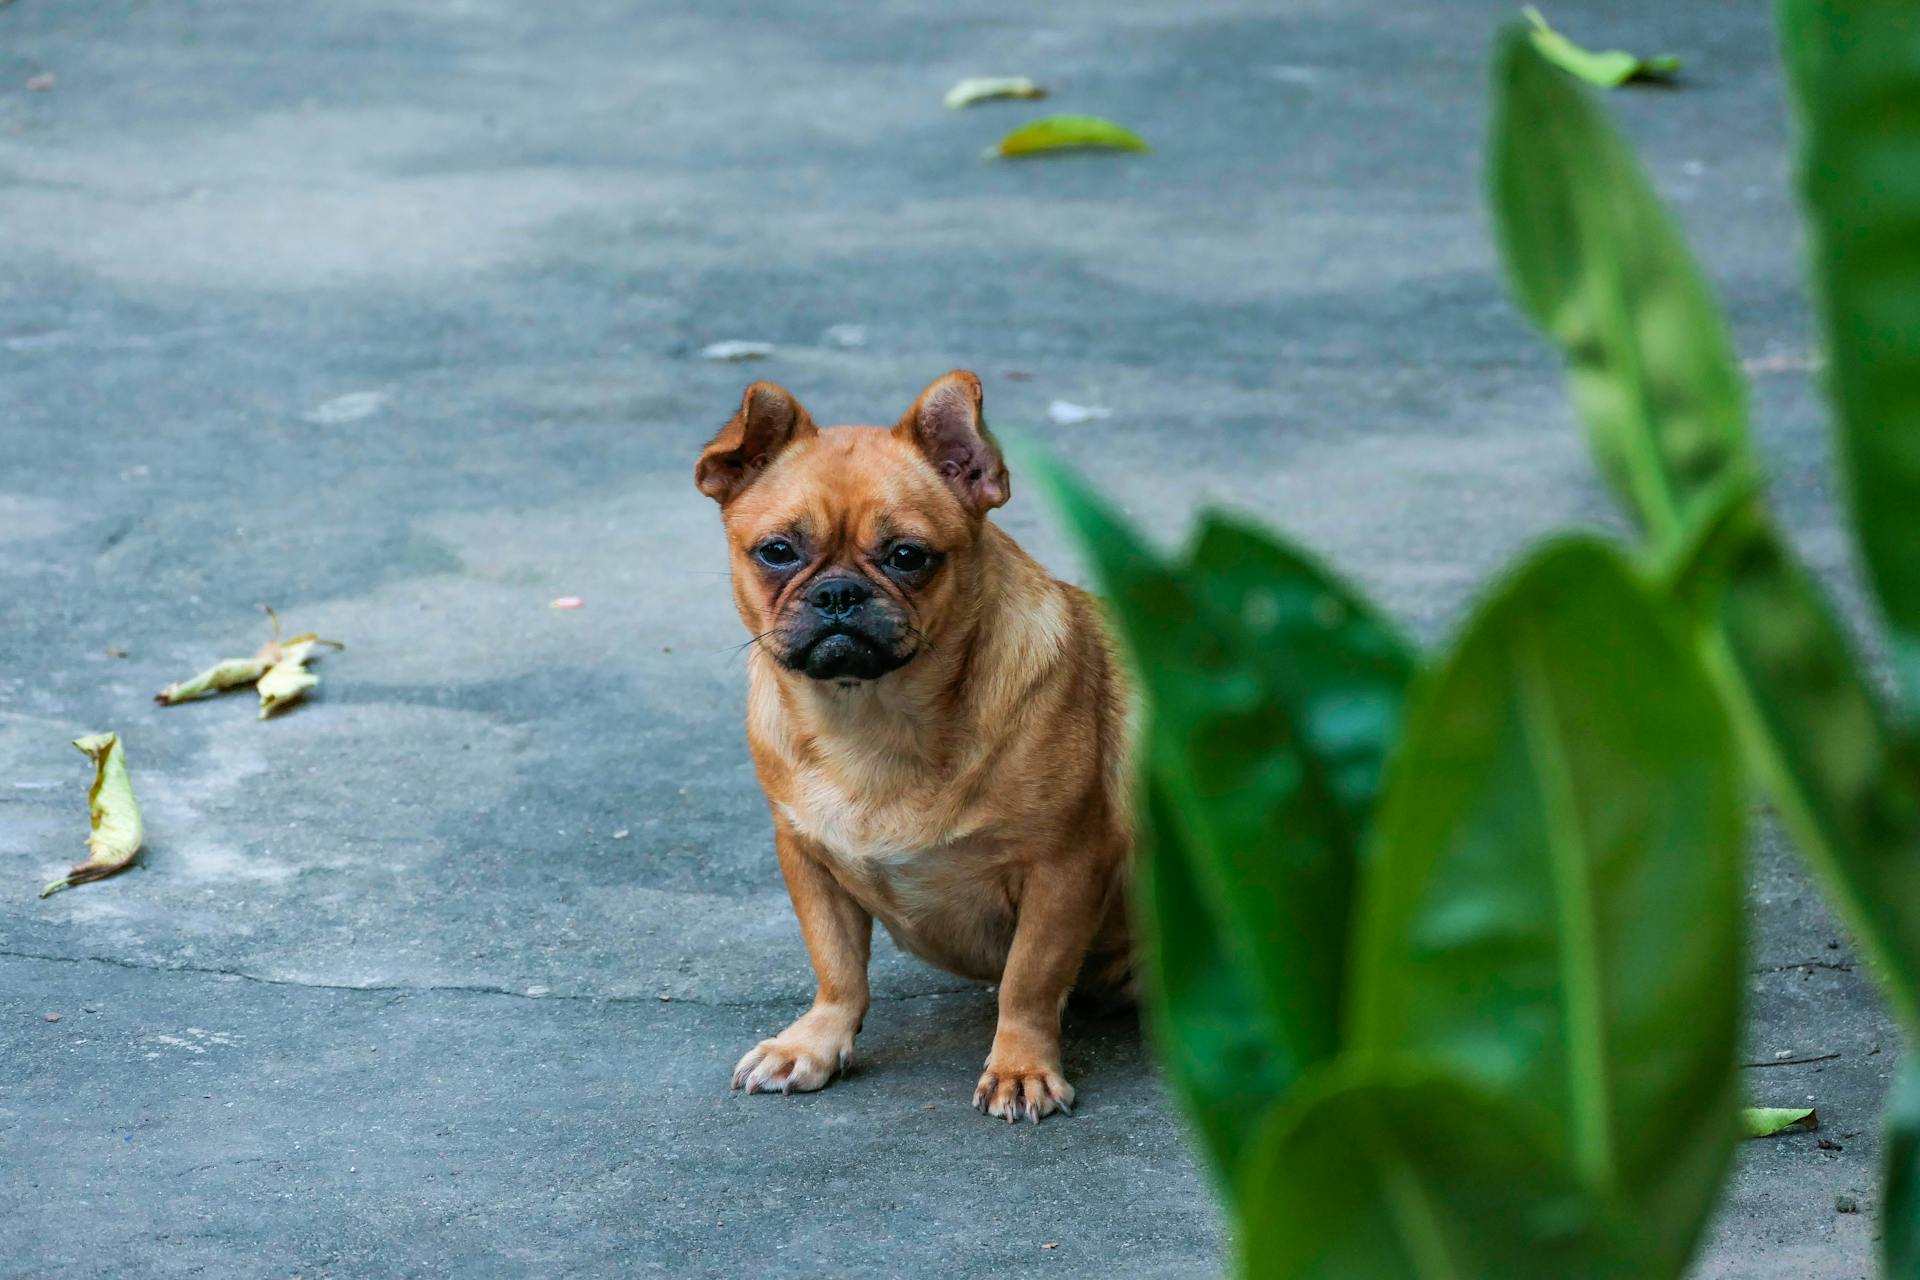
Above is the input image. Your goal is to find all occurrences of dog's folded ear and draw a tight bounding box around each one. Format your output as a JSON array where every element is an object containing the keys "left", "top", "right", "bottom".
[
  {"left": 895, "top": 370, "right": 1009, "bottom": 515},
  {"left": 696, "top": 382, "right": 818, "bottom": 505}
]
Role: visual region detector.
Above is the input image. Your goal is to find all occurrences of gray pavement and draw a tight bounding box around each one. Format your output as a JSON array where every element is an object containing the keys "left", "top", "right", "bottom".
[{"left": 0, "top": 0, "right": 1898, "bottom": 1275}]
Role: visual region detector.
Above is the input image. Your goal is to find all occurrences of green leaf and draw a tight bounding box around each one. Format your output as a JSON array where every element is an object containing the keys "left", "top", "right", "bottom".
[
  {"left": 1185, "top": 512, "right": 1417, "bottom": 837},
  {"left": 1240, "top": 1063, "right": 1651, "bottom": 1279},
  {"left": 1490, "top": 17, "right": 1920, "bottom": 1031},
  {"left": 1885, "top": 1059, "right": 1920, "bottom": 1276},
  {"left": 1680, "top": 497, "right": 1920, "bottom": 1030},
  {"left": 1350, "top": 538, "right": 1745, "bottom": 1274},
  {"left": 1780, "top": 1, "right": 1920, "bottom": 713},
  {"left": 1135, "top": 777, "right": 1297, "bottom": 1186},
  {"left": 1023, "top": 443, "right": 1413, "bottom": 1192},
  {"left": 1738, "top": 1105, "right": 1818, "bottom": 1139},
  {"left": 1489, "top": 24, "right": 1749, "bottom": 554},
  {"left": 986, "top": 115, "right": 1149, "bottom": 159},
  {"left": 1522, "top": 8, "right": 1682, "bottom": 88}
]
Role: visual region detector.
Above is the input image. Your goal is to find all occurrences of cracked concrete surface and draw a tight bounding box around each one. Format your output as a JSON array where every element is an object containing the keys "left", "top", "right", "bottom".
[{"left": 0, "top": 0, "right": 1901, "bottom": 1275}]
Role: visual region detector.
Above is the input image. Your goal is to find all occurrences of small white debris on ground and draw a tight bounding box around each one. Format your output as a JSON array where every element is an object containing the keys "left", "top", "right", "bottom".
[
  {"left": 699, "top": 340, "right": 775, "bottom": 362},
  {"left": 1047, "top": 400, "right": 1112, "bottom": 425}
]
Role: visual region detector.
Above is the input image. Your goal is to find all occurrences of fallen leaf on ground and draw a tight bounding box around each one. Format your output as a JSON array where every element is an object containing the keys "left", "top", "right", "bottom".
[
  {"left": 157, "top": 655, "right": 275, "bottom": 704},
  {"left": 157, "top": 608, "right": 340, "bottom": 707},
  {"left": 986, "top": 115, "right": 1149, "bottom": 159},
  {"left": 1524, "top": 7, "right": 1680, "bottom": 87},
  {"left": 42, "top": 732, "right": 144, "bottom": 898},
  {"left": 257, "top": 634, "right": 343, "bottom": 719},
  {"left": 1741, "top": 1105, "right": 1819, "bottom": 1138},
  {"left": 945, "top": 76, "right": 1048, "bottom": 109},
  {"left": 256, "top": 658, "right": 318, "bottom": 718},
  {"left": 1047, "top": 400, "right": 1112, "bottom": 425},
  {"left": 699, "top": 340, "right": 775, "bottom": 362}
]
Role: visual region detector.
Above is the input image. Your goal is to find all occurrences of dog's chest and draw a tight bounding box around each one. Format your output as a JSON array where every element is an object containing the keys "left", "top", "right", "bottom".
[{"left": 777, "top": 770, "right": 1003, "bottom": 927}]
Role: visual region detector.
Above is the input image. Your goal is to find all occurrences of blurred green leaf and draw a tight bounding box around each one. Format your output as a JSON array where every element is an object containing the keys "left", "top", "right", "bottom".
[
  {"left": 1350, "top": 538, "right": 1744, "bottom": 1274},
  {"left": 1738, "top": 1105, "right": 1818, "bottom": 1139},
  {"left": 1490, "top": 18, "right": 1920, "bottom": 1030},
  {"left": 986, "top": 115, "right": 1149, "bottom": 158},
  {"left": 1523, "top": 8, "right": 1681, "bottom": 88},
  {"left": 1781, "top": 0, "right": 1920, "bottom": 713},
  {"left": 1185, "top": 513, "right": 1416, "bottom": 835},
  {"left": 1682, "top": 499, "right": 1920, "bottom": 1029},
  {"left": 1136, "top": 778, "right": 1297, "bottom": 1186},
  {"left": 1240, "top": 1063, "right": 1651, "bottom": 1279},
  {"left": 1489, "top": 25, "right": 1747, "bottom": 553},
  {"left": 1885, "top": 1059, "right": 1920, "bottom": 1276},
  {"left": 1024, "top": 444, "right": 1413, "bottom": 1192}
]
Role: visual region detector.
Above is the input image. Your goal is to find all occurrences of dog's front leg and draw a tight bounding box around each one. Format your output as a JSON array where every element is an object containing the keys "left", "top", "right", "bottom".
[
  {"left": 731, "top": 821, "right": 872, "bottom": 1095},
  {"left": 973, "top": 858, "right": 1112, "bottom": 1123}
]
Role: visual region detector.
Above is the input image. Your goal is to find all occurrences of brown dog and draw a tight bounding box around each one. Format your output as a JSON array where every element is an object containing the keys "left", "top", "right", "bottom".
[{"left": 695, "top": 370, "right": 1135, "bottom": 1122}]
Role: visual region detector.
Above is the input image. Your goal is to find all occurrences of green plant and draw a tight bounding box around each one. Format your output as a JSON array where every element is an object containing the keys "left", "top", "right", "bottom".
[{"left": 1026, "top": 11, "right": 1920, "bottom": 1275}]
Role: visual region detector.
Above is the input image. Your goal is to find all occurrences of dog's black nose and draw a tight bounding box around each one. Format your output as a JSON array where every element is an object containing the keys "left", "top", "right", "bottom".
[{"left": 809, "top": 576, "right": 872, "bottom": 620}]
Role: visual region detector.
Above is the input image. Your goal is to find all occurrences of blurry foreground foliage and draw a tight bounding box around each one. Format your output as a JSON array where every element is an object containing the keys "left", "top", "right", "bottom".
[{"left": 1033, "top": 6, "right": 1920, "bottom": 1275}]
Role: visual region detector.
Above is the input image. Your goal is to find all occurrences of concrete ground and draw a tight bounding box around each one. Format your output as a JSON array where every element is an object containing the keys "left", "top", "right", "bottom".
[{"left": 0, "top": 0, "right": 1899, "bottom": 1275}]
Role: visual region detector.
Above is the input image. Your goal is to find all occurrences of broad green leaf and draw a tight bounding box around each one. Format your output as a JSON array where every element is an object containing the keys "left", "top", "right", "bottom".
[
  {"left": 1024, "top": 445, "right": 1412, "bottom": 1191},
  {"left": 1240, "top": 1064, "right": 1650, "bottom": 1279},
  {"left": 1780, "top": 0, "right": 1920, "bottom": 713},
  {"left": 42, "top": 732, "right": 144, "bottom": 897},
  {"left": 1886, "top": 1059, "right": 1920, "bottom": 1276},
  {"left": 986, "top": 115, "right": 1149, "bottom": 159},
  {"left": 1489, "top": 25, "right": 1749, "bottom": 553},
  {"left": 1351, "top": 538, "right": 1744, "bottom": 1274},
  {"left": 1490, "top": 17, "right": 1920, "bottom": 1029},
  {"left": 1185, "top": 512, "right": 1416, "bottom": 836},
  {"left": 1523, "top": 8, "right": 1681, "bottom": 89},
  {"left": 1135, "top": 777, "right": 1295, "bottom": 1185},
  {"left": 1739, "top": 1105, "right": 1818, "bottom": 1139},
  {"left": 944, "top": 76, "right": 1046, "bottom": 109},
  {"left": 1679, "top": 496, "right": 1920, "bottom": 1029}
]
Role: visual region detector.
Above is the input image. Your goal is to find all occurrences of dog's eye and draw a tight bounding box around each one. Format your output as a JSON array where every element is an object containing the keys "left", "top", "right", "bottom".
[
  {"left": 885, "top": 543, "right": 931, "bottom": 573},
  {"left": 755, "top": 539, "right": 801, "bottom": 569}
]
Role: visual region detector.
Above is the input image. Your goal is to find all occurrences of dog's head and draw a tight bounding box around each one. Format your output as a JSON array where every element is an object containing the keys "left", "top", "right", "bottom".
[{"left": 695, "top": 371, "right": 1010, "bottom": 684}]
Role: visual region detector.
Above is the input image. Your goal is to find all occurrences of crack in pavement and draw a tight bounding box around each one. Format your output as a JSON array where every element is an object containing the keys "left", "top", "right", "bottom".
[{"left": 0, "top": 948, "right": 984, "bottom": 1009}]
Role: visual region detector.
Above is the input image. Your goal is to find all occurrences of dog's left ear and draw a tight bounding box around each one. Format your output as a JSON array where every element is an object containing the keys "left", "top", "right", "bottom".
[{"left": 894, "top": 370, "right": 1009, "bottom": 515}]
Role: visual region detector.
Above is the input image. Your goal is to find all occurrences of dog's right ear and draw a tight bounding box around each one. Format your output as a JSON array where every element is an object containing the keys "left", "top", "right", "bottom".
[{"left": 695, "top": 382, "right": 818, "bottom": 505}]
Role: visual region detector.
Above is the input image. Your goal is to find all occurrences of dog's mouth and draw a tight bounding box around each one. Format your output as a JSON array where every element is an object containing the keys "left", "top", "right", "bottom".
[{"left": 788, "top": 629, "right": 913, "bottom": 682}]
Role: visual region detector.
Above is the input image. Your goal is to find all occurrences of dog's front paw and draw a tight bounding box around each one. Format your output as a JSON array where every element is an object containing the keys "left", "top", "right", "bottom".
[
  {"left": 731, "top": 1010, "right": 857, "bottom": 1095},
  {"left": 972, "top": 1060, "right": 1075, "bottom": 1123}
]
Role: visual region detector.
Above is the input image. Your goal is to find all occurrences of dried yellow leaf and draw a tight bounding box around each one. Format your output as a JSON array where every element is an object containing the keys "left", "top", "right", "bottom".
[
  {"left": 154, "top": 608, "right": 341, "bottom": 718},
  {"left": 42, "top": 732, "right": 144, "bottom": 897},
  {"left": 155, "top": 657, "right": 272, "bottom": 705},
  {"left": 256, "top": 657, "right": 320, "bottom": 719},
  {"left": 255, "top": 633, "right": 343, "bottom": 719}
]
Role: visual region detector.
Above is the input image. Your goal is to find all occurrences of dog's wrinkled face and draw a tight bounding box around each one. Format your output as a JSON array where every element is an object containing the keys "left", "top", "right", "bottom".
[{"left": 696, "top": 371, "right": 1009, "bottom": 685}]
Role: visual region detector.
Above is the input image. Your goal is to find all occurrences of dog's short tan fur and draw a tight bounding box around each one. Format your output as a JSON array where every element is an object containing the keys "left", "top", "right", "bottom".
[{"left": 696, "top": 371, "right": 1134, "bottom": 1122}]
